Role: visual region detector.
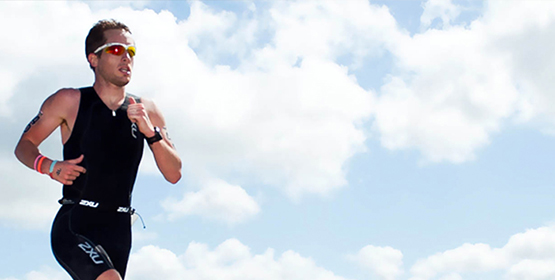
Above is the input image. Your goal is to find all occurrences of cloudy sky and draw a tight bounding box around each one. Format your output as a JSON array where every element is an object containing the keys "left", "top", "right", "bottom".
[{"left": 2, "top": 0, "right": 555, "bottom": 279}]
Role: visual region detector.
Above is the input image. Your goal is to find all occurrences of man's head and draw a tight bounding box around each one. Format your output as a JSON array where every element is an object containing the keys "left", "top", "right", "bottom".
[
  {"left": 86, "top": 19, "right": 135, "bottom": 87},
  {"left": 85, "top": 19, "right": 132, "bottom": 71}
]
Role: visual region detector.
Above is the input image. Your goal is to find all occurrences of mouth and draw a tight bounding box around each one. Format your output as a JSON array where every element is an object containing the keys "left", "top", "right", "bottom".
[{"left": 119, "top": 66, "right": 131, "bottom": 75}]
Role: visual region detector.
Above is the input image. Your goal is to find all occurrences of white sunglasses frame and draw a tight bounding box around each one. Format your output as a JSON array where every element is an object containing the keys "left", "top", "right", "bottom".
[{"left": 93, "top": 42, "right": 136, "bottom": 56}]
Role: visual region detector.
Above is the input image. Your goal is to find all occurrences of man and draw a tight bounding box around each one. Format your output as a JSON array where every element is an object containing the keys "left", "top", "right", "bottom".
[{"left": 14, "top": 19, "right": 181, "bottom": 280}]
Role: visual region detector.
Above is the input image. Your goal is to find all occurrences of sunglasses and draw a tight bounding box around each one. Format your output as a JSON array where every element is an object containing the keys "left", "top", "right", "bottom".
[{"left": 94, "top": 43, "right": 136, "bottom": 57}]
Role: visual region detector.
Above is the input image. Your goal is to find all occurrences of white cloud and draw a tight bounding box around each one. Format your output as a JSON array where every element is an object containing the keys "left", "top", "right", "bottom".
[
  {"left": 253, "top": 0, "right": 400, "bottom": 70},
  {"left": 348, "top": 245, "right": 404, "bottom": 280},
  {"left": 182, "top": 1, "right": 259, "bottom": 64},
  {"left": 374, "top": 0, "right": 555, "bottom": 163},
  {"left": 127, "top": 238, "right": 352, "bottom": 280},
  {"left": 409, "top": 243, "right": 506, "bottom": 279},
  {"left": 7, "top": 224, "right": 555, "bottom": 280},
  {"left": 482, "top": 1, "right": 555, "bottom": 130},
  {"left": 162, "top": 178, "right": 260, "bottom": 224},
  {"left": 0, "top": 0, "right": 374, "bottom": 227},
  {"left": 420, "top": 0, "right": 463, "bottom": 30},
  {"left": 86, "top": 0, "right": 150, "bottom": 11},
  {"left": 408, "top": 225, "right": 555, "bottom": 280},
  {"left": 437, "top": 273, "right": 462, "bottom": 280},
  {"left": 0, "top": 1, "right": 99, "bottom": 230},
  {"left": 5, "top": 0, "right": 555, "bottom": 228},
  {"left": 126, "top": 1, "right": 376, "bottom": 200},
  {"left": 0, "top": 155, "right": 61, "bottom": 230},
  {"left": 132, "top": 232, "right": 555, "bottom": 280},
  {"left": 507, "top": 260, "right": 555, "bottom": 280}
]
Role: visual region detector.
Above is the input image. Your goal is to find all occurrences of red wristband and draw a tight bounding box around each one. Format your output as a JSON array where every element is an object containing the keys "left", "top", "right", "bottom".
[{"left": 37, "top": 156, "right": 47, "bottom": 174}]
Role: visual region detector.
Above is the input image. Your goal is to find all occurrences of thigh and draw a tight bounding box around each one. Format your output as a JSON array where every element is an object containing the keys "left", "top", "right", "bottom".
[
  {"left": 75, "top": 210, "right": 132, "bottom": 278},
  {"left": 51, "top": 207, "right": 116, "bottom": 280},
  {"left": 97, "top": 269, "right": 122, "bottom": 280}
]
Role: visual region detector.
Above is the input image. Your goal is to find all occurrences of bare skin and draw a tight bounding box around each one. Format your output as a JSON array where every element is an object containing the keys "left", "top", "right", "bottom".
[
  {"left": 97, "top": 269, "right": 122, "bottom": 280},
  {"left": 14, "top": 29, "right": 182, "bottom": 280}
]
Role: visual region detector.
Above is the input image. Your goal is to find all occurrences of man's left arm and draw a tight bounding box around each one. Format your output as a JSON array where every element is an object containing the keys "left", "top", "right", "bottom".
[{"left": 128, "top": 97, "right": 182, "bottom": 184}]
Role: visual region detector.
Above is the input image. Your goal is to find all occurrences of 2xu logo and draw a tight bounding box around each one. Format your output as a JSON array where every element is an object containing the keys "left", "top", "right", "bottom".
[
  {"left": 78, "top": 242, "right": 104, "bottom": 265},
  {"left": 131, "top": 123, "right": 138, "bottom": 139},
  {"left": 79, "top": 200, "right": 99, "bottom": 208}
]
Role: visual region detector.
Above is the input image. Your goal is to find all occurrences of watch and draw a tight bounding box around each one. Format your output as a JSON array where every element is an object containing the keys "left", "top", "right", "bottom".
[{"left": 146, "top": 127, "right": 163, "bottom": 145}]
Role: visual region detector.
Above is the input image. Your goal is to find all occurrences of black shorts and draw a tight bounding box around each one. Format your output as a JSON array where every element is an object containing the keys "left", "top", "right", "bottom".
[{"left": 51, "top": 205, "right": 132, "bottom": 280}]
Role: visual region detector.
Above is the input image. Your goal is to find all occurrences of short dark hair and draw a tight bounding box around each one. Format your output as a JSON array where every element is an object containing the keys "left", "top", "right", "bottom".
[{"left": 85, "top": 19, "right": 131, "bottom": 70}]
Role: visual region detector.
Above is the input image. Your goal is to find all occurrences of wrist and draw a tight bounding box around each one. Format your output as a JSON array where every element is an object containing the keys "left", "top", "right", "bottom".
[
  {"left": 144, "top": 127, "right": 156, "bottom": 138},
  {"left": 49, "top": 160, "right": 58, "bottom": 175},
  {"left": 34, "top": 155, "right": 49, "bottom": 175},
  {"left": 146, "top": 126, "right": 163, "bottom": 145},
  {"left": 42, "top": 158, "right": 51, "bottom": 174}
]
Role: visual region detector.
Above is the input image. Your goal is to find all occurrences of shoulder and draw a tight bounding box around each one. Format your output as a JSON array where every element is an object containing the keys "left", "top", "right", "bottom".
[
  {"left": 45, "top": 88, "right": 80, "bottom": 107},
  {"left": 40, "top": 88, "right": 81, "bottom": 122},
  {"left": 55, "top": 88, "right": 80, "bottom": 100},
  {"left": 132, "top": 96, "right": 159, "bottom": 113},
  {"left": 138, "top": 96, "right": 153, "bottom": 106},
  {"left": 138, "top": 96, "right": 167, "bottom": 124}
]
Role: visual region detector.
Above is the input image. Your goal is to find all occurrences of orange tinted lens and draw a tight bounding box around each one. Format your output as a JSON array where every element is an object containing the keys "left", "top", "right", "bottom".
[{"left": 105, "top": 45, "right": 125, "bottom": 56}]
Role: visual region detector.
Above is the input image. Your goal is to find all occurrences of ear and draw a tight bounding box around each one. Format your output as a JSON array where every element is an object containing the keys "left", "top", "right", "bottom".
[{"left": 88, "top": 53, "right": 99, "bottom": 69}]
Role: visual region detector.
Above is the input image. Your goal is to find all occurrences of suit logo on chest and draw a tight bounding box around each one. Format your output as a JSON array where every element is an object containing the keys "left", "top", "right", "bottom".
[{"left": 131, "top": 123, "right": 138, "bottom": 139}]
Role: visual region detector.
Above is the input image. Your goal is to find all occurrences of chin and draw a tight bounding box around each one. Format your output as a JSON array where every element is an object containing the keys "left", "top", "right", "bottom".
[{"left": 114, "top": 78, "right": 131, "bottom": 87}]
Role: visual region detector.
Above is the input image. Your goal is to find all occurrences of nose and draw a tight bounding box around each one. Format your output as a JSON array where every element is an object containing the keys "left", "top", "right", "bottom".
[{"left": 122, "top": 51, "right": 133, "bottom": 62}]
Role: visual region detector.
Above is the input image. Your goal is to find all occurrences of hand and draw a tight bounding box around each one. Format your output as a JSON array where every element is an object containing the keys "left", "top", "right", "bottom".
[
  {"left": 127, "top": 97, "right": 155, "bottom": 137},
  {"left": 50, "top": 154, "right": 87, "bottom": 185}
]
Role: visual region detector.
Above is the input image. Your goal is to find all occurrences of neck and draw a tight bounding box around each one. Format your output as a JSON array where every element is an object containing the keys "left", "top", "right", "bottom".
[{"left": 93, "top": 80, "right": 126, "bottom": 111}]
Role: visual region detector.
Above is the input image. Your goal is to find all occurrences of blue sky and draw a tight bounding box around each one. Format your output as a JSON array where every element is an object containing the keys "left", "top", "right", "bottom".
[{"left": 2, "top": 1, "right": 555, "bottom": 280}]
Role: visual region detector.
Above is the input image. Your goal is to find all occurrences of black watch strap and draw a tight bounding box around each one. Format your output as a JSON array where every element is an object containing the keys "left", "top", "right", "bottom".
[{"left": 146, "top": 127, "right": 163, "bottom": 145}]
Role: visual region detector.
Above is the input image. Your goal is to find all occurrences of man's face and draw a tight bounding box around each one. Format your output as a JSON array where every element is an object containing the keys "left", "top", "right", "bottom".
[{"left": 93, "top": 29, "right": 135, "bottom": 87}]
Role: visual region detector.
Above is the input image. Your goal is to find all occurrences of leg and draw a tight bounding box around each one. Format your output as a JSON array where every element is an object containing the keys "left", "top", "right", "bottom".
[
  {"left": 96, "top": 269, "right": 122, "bottom": 280},
  {"left": 52, "top": 207, "right": 118, "bottom": 280},
  {"left": 52, "top": 207, "right": 132, "bottom": 280}
]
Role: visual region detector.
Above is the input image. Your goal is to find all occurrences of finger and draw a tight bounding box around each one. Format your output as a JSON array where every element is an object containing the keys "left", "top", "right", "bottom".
[
  {"left": 68, "top": 170, "right": 81, "bottom": 177},
  {"left": 69, "top": 170, "right": 85, "bottom": 178},
  {"left": 128, "top": 96, "right": 136, "bottom": 105},
  {"left": 66, "top": 154, "right": 84, "bottom": 164},
  {"left": 73, "top": 166, "right": 86, "bottom": 174},
  {"left": 127, "top": 108, "right": 138, "bottom": 122}
]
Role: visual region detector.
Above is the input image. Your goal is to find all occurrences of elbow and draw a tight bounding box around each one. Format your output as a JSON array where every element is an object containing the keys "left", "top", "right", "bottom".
[
  {"left": 14, "top": 141, "right": 23, "bottom": 162},
  {"left": 165, "top": 161, "right": 182, "bottom": 184},
  {"left": 161, "top": 157, "right": 182, "bottom": 184},
  {"left": 166, "top": 171, "right": 182, "bottom": 184}
]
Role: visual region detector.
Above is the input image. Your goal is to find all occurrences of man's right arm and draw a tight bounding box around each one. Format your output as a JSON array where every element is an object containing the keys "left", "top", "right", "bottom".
[{"left": 14, "top": 89, "right": 86, "bottom": 184}]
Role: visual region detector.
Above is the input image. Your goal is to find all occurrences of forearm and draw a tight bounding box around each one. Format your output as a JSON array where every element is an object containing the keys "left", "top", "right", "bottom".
[
  {"left": 14, "top": 138, "right": 55, "bottom": 174},
  {"left": 149, "top": 141, "right": 182, "bottom": 184},
  {"left": 14, "top": 138, "right": 40, "bottom": 170},
  {"left": 14, "top": 89, "right": 78, "bottom": 176},
  {"left": 129, "top": 97, "right": 182, "bottom": 183}
]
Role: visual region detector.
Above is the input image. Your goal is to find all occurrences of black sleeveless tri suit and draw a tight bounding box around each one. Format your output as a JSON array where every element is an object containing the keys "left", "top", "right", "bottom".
[{"left": 51, "top": 87, "right": 144, "bottom": 280}]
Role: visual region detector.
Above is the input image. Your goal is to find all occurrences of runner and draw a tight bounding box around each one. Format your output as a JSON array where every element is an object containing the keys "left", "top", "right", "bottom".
[{"left": 14, "top": 19, "right": 181, "bottom": 280}]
